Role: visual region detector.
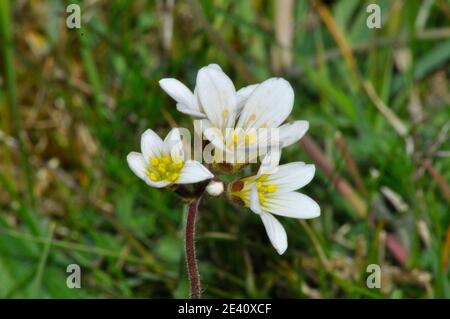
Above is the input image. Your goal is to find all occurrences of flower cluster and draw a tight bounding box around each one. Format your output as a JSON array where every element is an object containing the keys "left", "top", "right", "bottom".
[{"left": 127, "top": 64, "right": 320, "bottom": 255}]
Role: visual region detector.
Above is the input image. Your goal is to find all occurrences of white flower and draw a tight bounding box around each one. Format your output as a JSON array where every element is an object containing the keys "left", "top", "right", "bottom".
[
  {"left": 127, "top": 128, "right": 213, "bottom": 188},
  {"left": 230, "top": 151, "right": 320, "bottom": 254},
  {"left": 159, "top": 64, "right": 257, "bottom": 121},
  {"left": 200, "top": 76, "right": 309, "bottom": 164},
  {"left": 160, "top": 64, "right": 309, "bottom": 165}
]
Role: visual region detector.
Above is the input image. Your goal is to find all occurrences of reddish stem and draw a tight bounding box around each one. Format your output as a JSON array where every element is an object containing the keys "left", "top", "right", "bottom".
[{"left": 185, "top": 195, "right": 203, "bottom": 298}]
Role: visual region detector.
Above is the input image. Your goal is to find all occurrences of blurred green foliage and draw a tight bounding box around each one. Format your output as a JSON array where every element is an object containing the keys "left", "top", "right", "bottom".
[{"left": 0, "top": 0, "right": 449, "bottom": 298}]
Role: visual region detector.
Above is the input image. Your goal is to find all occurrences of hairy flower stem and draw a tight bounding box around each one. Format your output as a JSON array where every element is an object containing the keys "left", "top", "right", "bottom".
[{"left": 185, "top": 194, "right": 203, "bottom": 298}]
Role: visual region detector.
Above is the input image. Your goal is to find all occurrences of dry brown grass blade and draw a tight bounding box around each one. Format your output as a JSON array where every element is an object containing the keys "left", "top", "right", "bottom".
[
  {"left": 386, "top": 233, "right": 409, "bottom": 265},
  {"left": 161, "top": 108, "right": 178, "bottom": 128},
  {"left": 289, "top": 28, "right": 450, "bottom": 77},
  {"left": 291, "top": 28, "right": 450, "bottom": 77},
  {"left": 299, "top": 136, "right": 367, "bottom": 218},
  {"left": 272, "top": 0, "right": 294, "bottom": 74},
  {"left": 442, "top": 225, "right": 450, "bottom": 272},
  {"left": 363, "top": 81, "right": 408, "bottom": 137},
  {"left": 157, "top": 0, "right": 175, "bottom": 54},
  {"left": 310, "top": 0, "right": 359, "bottom": 81},
  {"left": 437, "top": 0, "right": 450, "bottom": 19},
  {"left": 311, "top": 0, "right": 408, "bottom": 139},
  {"left": 334, "top": 132, "right": 368, "bottom": 197},
  {"left": 422, "top": 159, "right": 450, "bottom": 202}
]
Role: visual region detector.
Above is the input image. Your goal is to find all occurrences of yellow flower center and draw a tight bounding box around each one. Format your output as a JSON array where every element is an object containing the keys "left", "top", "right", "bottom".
[
  {"left": 147, "top": 155, "right": 184, "bottom": 182},
  {"left": 255, "top": 174, "right": 277, "bottom": 205},
  {"left": 230, "top": 174, "right": 277, "bottom": 207}
]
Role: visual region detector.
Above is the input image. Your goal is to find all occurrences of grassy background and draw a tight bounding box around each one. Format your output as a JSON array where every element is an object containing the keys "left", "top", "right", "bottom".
[{"left": 0, "top": 0, "right": 449, "bottom": 298}]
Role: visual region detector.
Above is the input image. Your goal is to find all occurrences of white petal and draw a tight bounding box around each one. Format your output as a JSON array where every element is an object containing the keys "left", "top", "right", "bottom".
[
  {"left": 196, "top": 66, "right": 236, "bottom": 130},
  {"left": 144, "top": 179, "right": 171, "bottom": 188},
  {"left": 278, "top": 121, "right": 309, "bottom": 148},
  {"left": 201, "top": 119, "right": 227, "bottom": 151},
  {"left": 177, "top": 160, "right": 214, "bottom": 184},
  {"left": 268, "top": 162, "right": 315, "bottom": 192},
  {"left": 236, "top": 78, "right": 294, "bottom": 130},
  {"left": 206, "top": 63, "right": 222, "bottom": 71},
  {"left": 127, "top": 152, "right": 148, "bottom": 181},
  {"left": 249, "top": 185, "right": 262, "bottom": 214},
  {"left": 164, "top": 127, "right": 181, "bottom": 143},
  {"left": 265, "top": 192, "right": 320, "bottom": 219},
  {"left": 236, "top": 84, "right": 259, "bottom": 113},
  {"left": 176, "top": 103, "right": 205, "bottom": 117},
  {"left": 257, "top": 150, "right": 281, "bottom": 176},
  {"left": 201, "top": 120, "right": 241, "bottom": 164},
  {"left": 141, "top": 129, "right": 163, "bottom": 162},
  {"left": 260, "top": 212, "right": 288, "bottom": 255},
  {"left": 159, "top": 78, "right": 202, "bottom": 115},
  {"left": 163, "top": 127, "right": 183, "bottom": 157},
  {"left": 127, "top": 152, "right": 170, "bottom": 188},
  {"left": 251, "top": 127, "right": 282, "bottom": 159}
]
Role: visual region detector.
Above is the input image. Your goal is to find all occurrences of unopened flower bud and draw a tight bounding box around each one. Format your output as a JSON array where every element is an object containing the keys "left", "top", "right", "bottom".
[{"left": 206, "top": 180, "right": 224, "bottom": 196}]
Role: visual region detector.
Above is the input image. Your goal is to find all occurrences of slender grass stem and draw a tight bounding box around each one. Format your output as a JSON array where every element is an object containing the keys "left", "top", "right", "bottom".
[
  {"left": 0, "top": 227, "right": 167, "bottom": 271},
  {"left": 30, "top": 224, "right": 55, "bottom": 297},
  {"left": 0, "top": 0, "right": 36, "bottom": 213},
  {"left": 185, "top": 195, "right": 203, "bottom": 299}
]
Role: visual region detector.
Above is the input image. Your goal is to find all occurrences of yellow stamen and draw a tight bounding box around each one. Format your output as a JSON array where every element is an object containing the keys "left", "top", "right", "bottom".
[
  {"left": 245, "top": 132, "right": 256, "bottom": 145},
  {"left": 250, "top": 114, "right": 257, "bottom": 121},
  {"left": 150, "top": 157, "right": 159, "bottom": 166},
  {"left": 258, "top": 174, "right": 268, "bottom": 182},
  {"left": 232, "top": 176, "right": 277, "bottom": 208},
  {"left": 232, "top": 131, "right": 239, "bottom": 144},
  {"left": 222, "top": 109, "right": 229, "bottom": 118},
  {"left": 258, "top": 193, "right": 265, "bottom": 204},
  {"left": 157, "top": 163, "right": 167, "bottom": 173},
  {"left": 162, "top": 156, "right": 171, "bottom": 164},
  {"left": 171, "top": 162, "right": 183, "bottom": 169},
  {"left": 147, "top": 154, "right": 184, "bottom": 183}
]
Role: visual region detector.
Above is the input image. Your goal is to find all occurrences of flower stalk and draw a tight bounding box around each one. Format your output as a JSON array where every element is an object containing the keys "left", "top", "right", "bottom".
[{"left": 185, "top": 194, "right": 203, "bottom": 299}]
